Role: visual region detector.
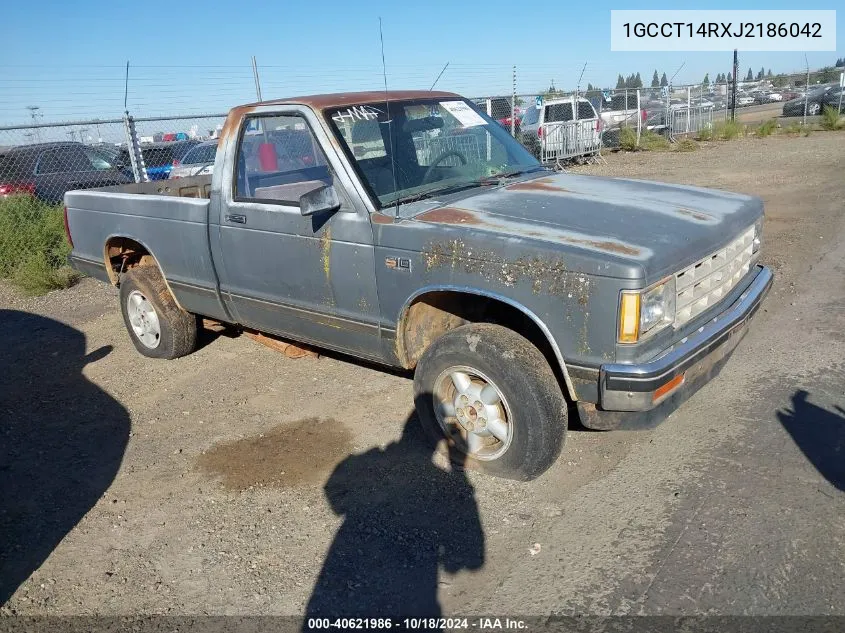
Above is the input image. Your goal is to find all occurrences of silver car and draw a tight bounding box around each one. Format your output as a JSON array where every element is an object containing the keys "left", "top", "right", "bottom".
[{"left": 169, "top": 141, "right": 217, "bottom": 179}]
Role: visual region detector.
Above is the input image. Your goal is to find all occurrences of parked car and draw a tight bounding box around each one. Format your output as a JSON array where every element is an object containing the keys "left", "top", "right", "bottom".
[
  {"left": 782, "top": 83, "right": 839, "bottom": 117},
  {"left": 64, "top": 90, "right": 772, "bottom": 480},
  {"left": 169, "top": 141, "right": 218, "bottom": 179},
  {"left": 474, "top": 97, "right": 521, "bottom": 133},
  {"left": 519, "top": 96, "right": 601, "bottom": 160},
  {"left": 737, "top": 96, "right": 756, "bottom": 107},
  {"left": 594, "top": 93, "right": 646, "bottom": 129},
  {"left": 0, "top": 141, "right": 132, "bottom": 203},
  {"left": 114, "top": 140, "right": 201, "bottom": 181}
]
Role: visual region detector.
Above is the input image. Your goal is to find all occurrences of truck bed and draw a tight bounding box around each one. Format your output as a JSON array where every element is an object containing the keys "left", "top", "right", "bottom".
[
  {"left": 64, "top": 174, "right": 229, "bottom": 321},
  {"left": 99, "top": 174, "right": 213, "bottom": 199}
]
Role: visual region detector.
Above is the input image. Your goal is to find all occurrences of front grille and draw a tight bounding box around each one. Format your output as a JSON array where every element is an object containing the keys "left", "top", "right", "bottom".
[{"left": 674, "top": 226, "right": 755, "bottom": 326}]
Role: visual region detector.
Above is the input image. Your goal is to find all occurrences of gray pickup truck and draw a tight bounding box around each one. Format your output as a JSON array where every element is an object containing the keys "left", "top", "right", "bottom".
[{"left": 65, "top": 90, "right": 772, "bottom": 480}]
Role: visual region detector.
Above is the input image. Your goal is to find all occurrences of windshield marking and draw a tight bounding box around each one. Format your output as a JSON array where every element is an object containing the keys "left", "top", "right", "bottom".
[{"left": 331, "top": 105, "right": 383, "bottom": 124}]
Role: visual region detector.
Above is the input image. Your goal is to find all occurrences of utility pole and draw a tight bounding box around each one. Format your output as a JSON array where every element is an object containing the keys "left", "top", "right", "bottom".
[
  {"left": 730, "top": 49, "right": 738, "bottom": 121},
  {"left": 252, "top": 56, "right": 263, "bottom": 102},
  {"left": 26, "top": 105, "right": 42, "bottom": 142}
]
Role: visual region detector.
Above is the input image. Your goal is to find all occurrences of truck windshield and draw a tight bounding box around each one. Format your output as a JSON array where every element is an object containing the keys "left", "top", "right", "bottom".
[{"left": 327, "top": 98, "right": 542, "bottom": 208}]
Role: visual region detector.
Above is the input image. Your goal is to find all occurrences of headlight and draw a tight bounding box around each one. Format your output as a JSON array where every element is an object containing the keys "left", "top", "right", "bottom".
[
  {"left": 753, "top": 218, "right": 763, "bottom": 255},
  {"left": 618, "top": 278, "right": 676, "bottom": 343}
]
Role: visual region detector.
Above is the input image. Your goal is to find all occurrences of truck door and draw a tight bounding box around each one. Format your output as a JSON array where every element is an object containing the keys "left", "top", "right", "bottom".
[{"left": 211, "top": 108, "right": 382, "bottom": 359}]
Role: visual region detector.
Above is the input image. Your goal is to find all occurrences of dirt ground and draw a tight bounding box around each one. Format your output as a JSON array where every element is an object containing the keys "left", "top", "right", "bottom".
[{"left": 2, "top": 132, "right": 843, "bottom": 616}]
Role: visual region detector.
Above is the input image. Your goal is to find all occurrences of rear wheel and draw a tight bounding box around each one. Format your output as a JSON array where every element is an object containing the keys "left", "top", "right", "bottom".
[
  {"left": 413, "top": 323, "right": 567, "bottom": 481},
  {"left": 119, "top": 266, "right": 197, "bottom": 359}
]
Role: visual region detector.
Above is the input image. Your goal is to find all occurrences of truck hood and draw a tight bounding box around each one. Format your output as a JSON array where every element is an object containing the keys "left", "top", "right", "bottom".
[{"left": 410, "top": 172, "right": 763, "bottom": 281}]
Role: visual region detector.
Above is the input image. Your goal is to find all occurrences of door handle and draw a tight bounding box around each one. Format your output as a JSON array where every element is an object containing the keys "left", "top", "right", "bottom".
[{"left": 225, "top": 214, "right": 246, "bottom": 224}]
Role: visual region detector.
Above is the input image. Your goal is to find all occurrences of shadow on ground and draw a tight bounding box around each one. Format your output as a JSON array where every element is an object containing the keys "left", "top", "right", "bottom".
[
  {"left": 0, "top": 310, "right": 130, "bottom": 606},
  {"left": 304, "top": 412, "right": 485, "bottom": 620},
  {"left": 777, "top": 389, "right": 845, "bottom": 491}
]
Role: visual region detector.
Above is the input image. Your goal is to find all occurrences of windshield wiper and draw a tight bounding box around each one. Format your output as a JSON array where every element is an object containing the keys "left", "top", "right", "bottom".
[
  {"left": 482, "top": 167, "right": 545, "bottom": 182},
  {"left": 392, "top": 180, "right": 496, "bottom": 205}
]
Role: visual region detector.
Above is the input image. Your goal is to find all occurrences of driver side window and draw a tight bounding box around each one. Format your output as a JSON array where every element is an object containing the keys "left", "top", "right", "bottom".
[{"left": 235, "top": 114, "right": 332, "bottom": 205}]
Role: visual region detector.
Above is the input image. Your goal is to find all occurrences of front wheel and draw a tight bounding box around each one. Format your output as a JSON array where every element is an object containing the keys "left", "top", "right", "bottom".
[
  {"left": 119, "top": 266, "right": 198, "bottom": 359},
  {"left": 413, "top": 324, "right": 567, "bottom": 481}
]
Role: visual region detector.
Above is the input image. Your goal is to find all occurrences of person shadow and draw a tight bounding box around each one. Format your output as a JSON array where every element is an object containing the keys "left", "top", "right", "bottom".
[
  {"left": 776, "top": 389, "right": 845, "bottom": 492},
  {"left": 0, "top": 310, "right": 130, "bottom": 606},
  {"left": 304, "top": 408, "right": 485, "bottom": 621}
]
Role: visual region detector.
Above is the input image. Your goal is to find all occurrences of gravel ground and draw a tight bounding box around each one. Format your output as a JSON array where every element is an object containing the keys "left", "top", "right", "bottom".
[{"left": 1, "top": 132, "right": 843, "bottom": 617}]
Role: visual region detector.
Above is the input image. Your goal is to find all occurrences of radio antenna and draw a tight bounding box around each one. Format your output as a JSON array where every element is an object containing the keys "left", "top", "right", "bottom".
[
  {"left": 430, "top": 62, "right": 449, "bottom": 91},
  {"left": 379, "top": 17, "right": 399, "bottom": 217}
]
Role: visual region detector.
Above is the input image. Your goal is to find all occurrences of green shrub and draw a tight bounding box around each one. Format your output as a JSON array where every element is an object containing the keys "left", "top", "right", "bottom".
[
  {"left": 820, "top": 105, "right": 844, "bottom": 131},
  {"left": 696, "top": 126, "right": 713, "bottom": 141},
  {"left": 0, "top": 195, "right": 80, "bottom": 295},
  {"left": 639, "top": 129, "right": 671, "bottom": 151},
  {"left": 784, "top": 122, "right": 802, "bottom": 135},
  {"left": 714, "top": 120, "right": 742, "bottom": 140},
  {"left": 675, "top": 138, "right": 699, "bottom": 152},
  {"left": 756, "top": 119, "right": 778, "bottom": 137},
  {"left": 618, "top": 126, "right": 638, "bottom": 151}
]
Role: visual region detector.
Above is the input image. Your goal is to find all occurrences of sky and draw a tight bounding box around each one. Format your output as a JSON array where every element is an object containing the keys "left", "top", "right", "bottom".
[{"left": 0, "top": 0, "right": 841, "bottom": 127}]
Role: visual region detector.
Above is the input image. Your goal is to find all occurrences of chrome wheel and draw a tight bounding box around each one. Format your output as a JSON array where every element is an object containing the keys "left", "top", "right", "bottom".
[
  {"left": 126, "top": 290, "right": 161, "bottom": 349},
  {"left": 433, "top": 366, "right": 513, "bottom": 461}
]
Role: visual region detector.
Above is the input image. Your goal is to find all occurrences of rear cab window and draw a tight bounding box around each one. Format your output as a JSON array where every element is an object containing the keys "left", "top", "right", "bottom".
[{"left": 544, "top": 102, "right": 574, "bottom": 123}]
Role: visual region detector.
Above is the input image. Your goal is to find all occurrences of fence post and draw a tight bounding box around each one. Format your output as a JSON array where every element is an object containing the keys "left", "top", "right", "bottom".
[
  {"left": 636, "top": 88, "right": 641, "bottom": 145},
  {"left": 123, "top": 111, "right": 148, "bottom": 183},
  {"left": 686, "top": 86, "right": 691, "bottom": 134},
  {"left": 511, "top": 65, "right": 516, "bottom": 137},
  {"left": 486, "top": 98, "right": 493, "bottom": 161}
]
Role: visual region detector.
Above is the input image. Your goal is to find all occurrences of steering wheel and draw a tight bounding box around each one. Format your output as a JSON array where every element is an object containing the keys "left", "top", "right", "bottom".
[{"left": 422, "top": 149, "right": 468, "bottom": 184}]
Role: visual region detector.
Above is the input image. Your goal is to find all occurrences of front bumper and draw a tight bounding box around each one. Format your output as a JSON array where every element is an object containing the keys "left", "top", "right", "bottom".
[{"left": 586, "top": 265, "right": 772, "bottom": 425}]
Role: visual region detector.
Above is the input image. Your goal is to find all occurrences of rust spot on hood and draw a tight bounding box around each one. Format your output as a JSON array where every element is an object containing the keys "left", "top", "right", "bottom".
[
  {"left": 505, "top": 177, "right": 572, "bottom": 194},
  {"left": 563, "top": 237, "right": 641, "bottom": 256},
  {"left": 417, "top": 207, "right": 481, "bottom": 225},
  {"left": 370, "top": 212, "right": 394, "bottom": 224},
  {"left": 675, "top": 206, "right": 714, "bottom": 221}
]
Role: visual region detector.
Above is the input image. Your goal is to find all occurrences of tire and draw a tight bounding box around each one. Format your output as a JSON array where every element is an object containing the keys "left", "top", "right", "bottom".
[
  {"left": 119, "top": 265, "right": 198, "bottom": 359},
  {"left": 808, "top": 102, "right": 820, "bottom": 116},
  {"left": 413, "top": 323, "right": 567, "bottom": 481}
]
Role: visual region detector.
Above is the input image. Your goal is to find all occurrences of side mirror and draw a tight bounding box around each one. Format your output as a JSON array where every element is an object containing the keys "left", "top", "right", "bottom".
[{"left": 299, "top": 184, "right": 341, "bottom": 216}]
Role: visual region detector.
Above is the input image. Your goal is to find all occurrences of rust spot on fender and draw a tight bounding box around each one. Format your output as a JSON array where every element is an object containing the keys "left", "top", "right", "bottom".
[
  {"left": 421, "top": 240, "right": 593, "bottom": 301},
  {"left": 417, "top": 207, "right": 481, "bottom": 225},
  {"left": 505, "top": 177, "right": 572, "bottom": 194},
  {"left": 675, "top": 206, "right": 714, "bottom": 222}
]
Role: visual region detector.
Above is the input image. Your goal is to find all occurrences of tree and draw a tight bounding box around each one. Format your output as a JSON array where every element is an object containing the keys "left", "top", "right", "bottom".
[
  {"left": 543, "top": 81, "right": 560, "bottom": 98},
  {"left": 586, "top": 82, "right": 594, "bottom": 92},
  {"left": 817, "top": 66, "right": 838, "bottom": 83},
  {"left": 660, "top": 72, "right": 668, "bottom": 87},
  {"left": 702, "top": 73, "right": 710, "bottom": 87},
  {"left": 745, "top": 68, "right": 753, "bottom": 81},
  {"left": 616, "top": 74, "right": 625, "bottom": 89},
  {"left": 767, "top": 69, "right": 773, "bottom": 77},
  {"left": 835, "top": 58, "right": 844, "bottom": 67},
  {"left": 651, "top": 70, "right": 660, "bottom": 87},
  {"left": 755, "top": 67, "right": 764, "bottom": 80},
  {"left": 727, "top": 72, "right": 733, "bottom": 83}
]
